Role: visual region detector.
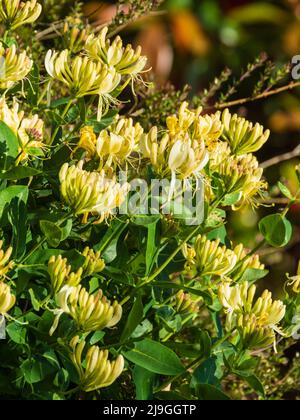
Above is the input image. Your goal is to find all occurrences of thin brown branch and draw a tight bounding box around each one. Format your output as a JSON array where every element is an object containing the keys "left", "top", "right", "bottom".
[
  {"left": 207, "top": 81, "right": 300, "bottom": 111},
  {"left": 260, "top": 144, "right": 300, "bottom": 169}
]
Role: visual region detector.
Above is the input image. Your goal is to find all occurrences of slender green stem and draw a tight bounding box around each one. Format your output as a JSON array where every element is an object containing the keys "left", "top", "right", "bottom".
[{"left": 49, "top": 99, "right": 74, "bottom": 145}]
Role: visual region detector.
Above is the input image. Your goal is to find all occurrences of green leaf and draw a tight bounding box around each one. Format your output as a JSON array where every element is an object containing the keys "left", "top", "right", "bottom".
[
  {"left": 133, "top": 366, "right": 156, "bottom": 400},
  {"left": 8, "top": 191, "right": 28, "bottom": 259},
  {"left": 131, "top": 215, "right": 161, "bottom": 226},
  {"left": 259, "top": 214, "right": 292, "bottom": 247},
  {"left": 123, "top": 339, "right": 185, "bottom": 375},
  {"left": 154, "top": 282, "right": 213, "bottom": 305},
  {"left": 278, "top": 182, "right": 294, "bottom": 200},
  {"left": 6, "top": 322, "right": 27, "bottom": 344},
  {"left": 40, "top": 220, "right": 63, "bottom": 247},
  {"left": 0, "top": 166, "right": 41, "bottom": 180},
  {"left": 239, "top": 268, "right": 269, "bottom": 283},
  {"left": 21, "top": 354, "right": 59, "bottom": 384},
  {"left": 195, "top": 384, "right": 230, "bottom": 400},
  {"left": 121, "top": 295, "right": 144, "bottom": 343},
  {"left": 199, "top": 330, "right": 212, "bottom": 359},
  {"left": 89, "top": 331, "right": 105, "bottom": 345},
  {"left": 0, "top": 121, "right": 19, "bottom": 170},
  {"left": 192, "top": 357, "right": 219, "bottom": 387},
  {"left": 221, "top": 192, "right": 242, "bottom": 206},
  {"left": 243, "top": 374, "right": 265, "bottom": 398},
  {"left": 229, "top": 3, "right": 289, "bottom": 24},
  {"left": 0, "top": 185, "right": 28, "bottom": 222}
]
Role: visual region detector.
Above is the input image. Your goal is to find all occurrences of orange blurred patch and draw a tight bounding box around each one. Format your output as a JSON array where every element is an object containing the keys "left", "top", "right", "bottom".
[
  {"left": 269, "top": 109, "right": 300, "bottom": 132},
  {"left": 170, "top": 11, "right": 210, "bottom": 56},
  {"left": 283, "top": 21, "right": 300, "bottom": 56}
]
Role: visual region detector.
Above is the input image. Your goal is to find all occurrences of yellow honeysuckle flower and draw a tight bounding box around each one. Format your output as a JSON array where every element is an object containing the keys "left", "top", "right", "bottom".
[
  {"left": 69, "top": 336, "right": 124, "bottom": 392},
  {"left": 48, "top": 255, "right": 82, "bottom": 294},
  {"left": 182, "top": 234, "right": 237, "bottom": 278},
  {"left": 59, "top": 161, "right": 130, "bottom": 223},
  {"left": 0, "top": 43, "right": 32, "bottom": 89},
  {"left": 55, "top": 285, "right": 122, "bottom": 332},
  {"left": 237, "top": 314, "right": 276, "bottom": 350},
  {"left": 0, "top": 0, "right": 41, "bottom": 30},
  {"left": 0, "top": 98, "right": 45, "bottom": 162},
  {"left": 85, "top": 27, "right": 147, "bottom": 78},
  {"left": 45, "top": 49, "right": 121, "bottom": 118},
  {"left": 0, "top": 281, "right": 15, "bottom": 315},
  {"left": 97, "top": 116, "right": 143, "bottom": 168},
  {"left": 218, "top": 281, "right": 286, "bottom": 349},
  {"left": 173, "top": 290, "right": 200, "bottom": 315},
  {"left": 0, "top": 240, "right": 14, "bottom": 279},
  {"left": 222, "top": 108, "right": 270, "bottom": 155},
  {"left": 62, "top": 22, "right": 90, "bottom": 54},
  {"left": 74, "top": 126, "right": 97, "bottom": 160},
  {"left": 81, "top": 247, "right": 105, "bottom": 278},
  {"left": 194, "top": 112, "right": 223, "bottom": 144},
  {"left": 230, "top": 243, "right": 265, "bottom": 282}
]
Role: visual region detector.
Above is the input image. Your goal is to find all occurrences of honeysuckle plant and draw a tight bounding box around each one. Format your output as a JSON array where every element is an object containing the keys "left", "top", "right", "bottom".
[{"left": 0, "top": 0, "right": 299, "bottom": 401}]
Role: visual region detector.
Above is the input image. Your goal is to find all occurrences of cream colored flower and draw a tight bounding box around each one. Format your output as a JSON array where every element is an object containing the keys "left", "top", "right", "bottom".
[
  {"left": 59, "top": 161, "right": 130, "bottom": 223},
  {"left": 45, "top": 50, "right": 121, "bottom": 117},
  {"left": 287, "top": 261, "right": 300, "bottom": 294},
  {"left": 85, "top": 27, "right": 147, "bottom": 78},
  {"left": 0, "top": 240, "right": 14, "bottom": 279},
  {"left": 222, "top": 108, "right": 270, "bottom": 155},
  {"left": 97, "top": 116, "right": 143, "bottom": 168},
  {"left": 0, "top": 0, "right": 41, "bottom": 30},
  {"left": 0, "top": 43, "right": 32, "bottom": 89},
  {"left": 70, "top": 336, "right": 124, "bottom": 392},
  {"left": 0, "top": 98, "right": 44, "bottom": 162},
  {"left": 55, "top": 285, "right": 122, "bottom": 332},
  {"left": 0, "top": 281, "right": 15, "bottom": 315},
  {"left": 62, "top": 22, "right": 90, "bottom": 54},
  {"left": 48, "top": 255, "right": 82, "bottom": 294},
  {"left": 182, "top": 234, "right": 237, "bottom": 278}
]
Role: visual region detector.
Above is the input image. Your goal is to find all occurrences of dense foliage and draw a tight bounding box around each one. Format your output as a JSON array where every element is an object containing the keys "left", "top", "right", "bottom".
[{"left": 0, "top": 0, "right": 299, "bottom": 400}]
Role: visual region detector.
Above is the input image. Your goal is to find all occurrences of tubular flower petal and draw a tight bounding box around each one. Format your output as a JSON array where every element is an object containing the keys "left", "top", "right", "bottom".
[
  {"left": 59, "top": 161, "right": 130, "bottom": 222},
  {"left": 85, "top": 27, "right": 148, "bottom": 77},
  {"left": 48, "top": 255, "right": 82, "bottom": 294},
  {"left": 62, "top": 22, "right": 90, "bottom": 54},
  {"left": 173, "top": 290, "right": 200, "bottom": 315},
  {"left": 0, "top": 0, "right": 42, "bottom": 30},
  {"left": 287, "top": 261, "right": 300, "bottom": 293},
  {"left": 0, "top": 43, "right": 32, "bottom": 89},
  {"left": 218, "top": 281, "right": 286, "bottom": 350},
  {"left": 70, "top": 336, "right": 124, "bottom": 392},
  {"left": 222, "top": 108, "right": 270, "bottom": 155},
  {"left": 0, "top": 240, "right": 14, "bottom": 279},
  {"left": 230, "top": 243, "right": 265, "bottom": 282},
  {"left": 97, "top": 116, "right": 143, "bottom": 168},
  {"left": 56, "top": 285, "right": 122, "bottom": 332},
  {"left": 74, "top": 126, "right": 97, "bottom": 160},
  {"left": 182, "top": 234, "right": 237, "bottom": 278},
  {"left": 0, "top": 282, "right": 15, "bottom": 315}
]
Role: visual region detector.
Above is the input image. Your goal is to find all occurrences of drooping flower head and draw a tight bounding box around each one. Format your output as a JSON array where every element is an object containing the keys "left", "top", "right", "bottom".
[
  {"left": 0, "top": 43, "right": 32, "bottom": 89},
  {"left": 0, "top": 282, "right": 15, "bottom": 315},
  {"left": 0, "top": 0, "right": 42, "bottom": 30}
]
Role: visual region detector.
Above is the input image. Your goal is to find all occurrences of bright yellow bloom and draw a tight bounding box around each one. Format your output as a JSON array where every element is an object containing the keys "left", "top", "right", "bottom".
[
  {"left": 0, "top": 0, "right": 41, "bottom": 30},
  {"left": 97, "top": 116, "right": 143, "bottom": 168},
  {"left": 0, "top": 240, "right": 13, "bottom": 279},
  {"left": 55, "top": 285, "right": 122, "bottom": 332},
  {"left": 81, "top": 247, "right": 105, "bottom": 278},
  {"left": 74, "top": 126, "right": 97, "bottom": 160},
  {"left": 0, "top": 281, "right": 15, "bottom": 315},
  {"left": 0, "top": 43, "right": 32, "bottom": 89},
  {"left": 182, "top": 234, "right": 237, "bottom": 278},
  {"left": 59, "top": 161, "right": 130, "bottom": 223},
  {"left": 222, "top": 108, "right": 270, "bottom": 155},
  {"left": 70, "top": 336, "right": 124, "bottom": 392},
  {"left": 237, "top": 314, "right": 276, "bottom": 350},
  {"left": 48, "top": 255, "right": 82, "bottom": 294},
  {"left": 85, "top": 27, "right": 147, "bottom": 78}
]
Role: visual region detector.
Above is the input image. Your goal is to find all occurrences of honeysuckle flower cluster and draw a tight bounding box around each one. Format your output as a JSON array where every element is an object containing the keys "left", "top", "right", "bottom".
[
  {"left": 0, "top": 240, "right": 13, "bottom": 279},
  {"left": 70, "top": 336, "right": 124, "bottom": 392},
  {"left": 81, "top": 247, "right": 105, "bottom": 278},
  {"left": 218, "top": 282, "right": 286, "bottom": 350},
  {"left": 48, "top": 255, "right": 83, "bottom": 294},
  {"left": 182, "top": 235, "right": 264, "bottom": 284},
  {"left": 173, "top": 290, "right": 200, "bottom": 316},
  {"left": 0, "top": 98, "right": 45, "bottom": 162},
  {"left": 221, "top": 108, "right": 270, "bottom": 155},
  {"left": 0, "top": 43, "right": 32, "bottom": 89},
  {"left": 0, "top": 0, "right": 41, "bottom": 30},
  {"left": 59, "top": 161, "right": 130, "bottom": 223},
  {"left": 55, "top": 285, "right": 122, "bottom": 333}
]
